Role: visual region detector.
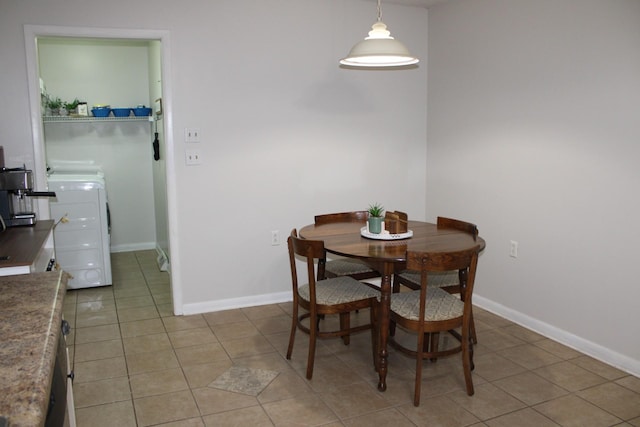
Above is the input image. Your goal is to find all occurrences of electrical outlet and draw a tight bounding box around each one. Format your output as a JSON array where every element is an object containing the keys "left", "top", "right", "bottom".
[
  {"left": 271, "top": 230, "right": 280, "bottom": 246},
  {"left": 509, "top": 240, "right": 518, "bottom": 258},
  {"left": 184, "top": 128, "right": 201, "bottom": 143},
  {"left": 185, "top": 149, "right": 202, "bottom": 165}
]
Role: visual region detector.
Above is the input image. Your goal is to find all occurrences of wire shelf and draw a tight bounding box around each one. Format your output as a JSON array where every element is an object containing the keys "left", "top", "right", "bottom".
[{"left": 43, "top": 115, "right": 152, "bottom": 123}]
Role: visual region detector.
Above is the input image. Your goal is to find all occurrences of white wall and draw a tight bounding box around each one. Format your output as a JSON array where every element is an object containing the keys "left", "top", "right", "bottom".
[
  {"left": 38, "top": 38, "right": 151, "bottom": 109},
  {"left": 38, "top": 39, "right": 157, "bottom": 251},
  {"left": 44, "top": 121, "right": 157, "bottom": 252},
  {"left": 427, "top": 0, "right": 640, "bottom": 375},
  {"left": 170, "top": 0, "right": 428, "bottom": 309},
  {"left": 148, "top": 41, "right": 170, "bottom": 264},
  {"left": 0, "top": 1, "right": 428, "bottom": 309}
]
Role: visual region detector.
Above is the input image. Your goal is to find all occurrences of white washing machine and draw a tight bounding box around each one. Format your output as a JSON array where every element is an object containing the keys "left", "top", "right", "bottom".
[{"left": 48, "top": 171, "right": 112, "bottom": 289}]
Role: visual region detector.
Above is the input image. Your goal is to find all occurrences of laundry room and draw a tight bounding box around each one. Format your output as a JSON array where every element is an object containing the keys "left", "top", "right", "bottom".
[{"left": 38, "top": 37, "right": 167, "bottom": 287}]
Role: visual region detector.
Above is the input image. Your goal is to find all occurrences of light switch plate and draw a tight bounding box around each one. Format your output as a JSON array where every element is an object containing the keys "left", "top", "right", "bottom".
[
  {"left": 185, "top": 149, "right": 202, "bottom": 165},
  {"left": 184, "top": 128, "right": 200, "bottom": 143}
]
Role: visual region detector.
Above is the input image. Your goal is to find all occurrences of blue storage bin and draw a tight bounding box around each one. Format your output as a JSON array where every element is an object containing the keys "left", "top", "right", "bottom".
[
  {"left": 91, "top": 107, "right": 111, "bottom": 117},
  {"left": 112, "top": 108, "right": 131, "bottom": 117},
  {"left": 133, "top": 107, "right": 152, "bottom": 117}
]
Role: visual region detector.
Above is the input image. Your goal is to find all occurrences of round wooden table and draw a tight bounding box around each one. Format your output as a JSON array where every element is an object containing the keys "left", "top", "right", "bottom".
[{"left": 299, "top": 220, "right": 486, "bottom": 391}]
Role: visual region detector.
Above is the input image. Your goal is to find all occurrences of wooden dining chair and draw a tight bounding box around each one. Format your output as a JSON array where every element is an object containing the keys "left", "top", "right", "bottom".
[
  {"left": 314, "top": 211, "right": 380, "bottom": 281},
  {"left": 390, "top": 245, "right": 481, "bottom": 406},
  {"left": 393, "top": 216, "right": 478, "bottom": 293},
  {"left": 286, "top": 229, "right": 379, "bottom": 379},
  {"left": 392, "top": 217, "right": 479, "bottom": 343}
]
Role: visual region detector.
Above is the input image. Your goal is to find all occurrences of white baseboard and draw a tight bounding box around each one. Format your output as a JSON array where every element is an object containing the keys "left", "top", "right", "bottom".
[
  {"left": 474, "top": 294, "right": 640, "bottom": 377},
  {"left": 181, "top": 291, "right": 292, "bottom": 315},
  {"left": 179, "top": 288, "right": 639, "bottom": 377},
  {"left": 110, "top": 242, "right": 156, "bottom": 253}
]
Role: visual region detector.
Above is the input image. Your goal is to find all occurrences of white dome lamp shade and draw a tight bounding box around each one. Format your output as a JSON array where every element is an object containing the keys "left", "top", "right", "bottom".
[{"left": 340, "top": 0, "right": 419, "bottom": 68}]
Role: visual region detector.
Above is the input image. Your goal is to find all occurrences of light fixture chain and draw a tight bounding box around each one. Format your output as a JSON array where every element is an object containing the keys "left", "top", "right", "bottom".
[{"left": 377, "top": 0, "right": 382, "bottom": 22}]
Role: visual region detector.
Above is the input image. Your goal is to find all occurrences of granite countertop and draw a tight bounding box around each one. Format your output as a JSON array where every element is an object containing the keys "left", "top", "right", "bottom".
[
  {"left": 0, "top": 271, "right": 68, "bottom": 427},
  {"left": 0, "top": 220, "right": 54, "bottom": 269}
]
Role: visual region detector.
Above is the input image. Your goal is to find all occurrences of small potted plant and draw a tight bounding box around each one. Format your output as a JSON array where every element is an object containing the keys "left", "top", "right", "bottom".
[
  {"left": 63, "top": 98, "right": 80, "bottom": 115},
  {"left": 47, "top": 97, "right": 62, "bottom": 116},
  {"left": 367, "top": 203, "right": 385, "bottom": 234}
]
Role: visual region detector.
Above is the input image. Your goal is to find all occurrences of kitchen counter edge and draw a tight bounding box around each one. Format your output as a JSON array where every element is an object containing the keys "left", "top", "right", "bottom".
[{"left": 0, "top": 270, "right": 69, "bottom": 427}]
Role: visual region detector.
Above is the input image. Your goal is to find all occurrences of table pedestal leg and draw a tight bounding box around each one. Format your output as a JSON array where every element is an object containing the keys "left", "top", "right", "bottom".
[{"left": 377, "top": 271, "right": 392, "bottom": 391}]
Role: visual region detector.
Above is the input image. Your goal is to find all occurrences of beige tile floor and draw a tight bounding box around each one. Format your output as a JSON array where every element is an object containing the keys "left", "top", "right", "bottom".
[{"left": 63, "top": 250, "right": 640, "bottom": 426}]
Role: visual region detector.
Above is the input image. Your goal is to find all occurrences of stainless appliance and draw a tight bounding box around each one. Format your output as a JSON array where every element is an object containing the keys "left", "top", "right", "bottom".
[{"left": 0, "top": 167, "right": 56, "bottom": 228}]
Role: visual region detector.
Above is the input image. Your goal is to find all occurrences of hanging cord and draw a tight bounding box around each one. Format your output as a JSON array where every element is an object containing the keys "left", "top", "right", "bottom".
[
  {"left": 377, "top": 0, "right": 382, "bottom": 22},
  {"left": 152, "top": 114, "right": 160, "bottom": 161}
]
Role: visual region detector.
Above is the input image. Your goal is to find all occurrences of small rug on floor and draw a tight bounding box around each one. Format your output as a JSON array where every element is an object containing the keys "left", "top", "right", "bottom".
[{"left": 208, "top": 366, "right": 279, "bottom": 396}]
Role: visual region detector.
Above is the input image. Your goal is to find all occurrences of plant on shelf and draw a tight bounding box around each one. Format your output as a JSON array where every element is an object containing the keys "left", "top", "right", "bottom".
[
  {"left": 64, "top": 98, "right": 80, "bottom": 113},
  {"left": 367, "top": 203, "right": 385, "bottom": 234},
  {"left": 46, "top": 97, "right": 62, "bottom": 115}
]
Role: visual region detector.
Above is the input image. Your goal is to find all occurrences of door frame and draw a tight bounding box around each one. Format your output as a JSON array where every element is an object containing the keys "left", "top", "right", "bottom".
[{"left": 24, "top": 25, "right": 183, "bottom": 314}]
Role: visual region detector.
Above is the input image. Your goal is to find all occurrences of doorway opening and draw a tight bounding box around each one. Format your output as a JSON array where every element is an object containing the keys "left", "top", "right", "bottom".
[{"left": 24, "top": 25, "right": 183, "bottom": 314}]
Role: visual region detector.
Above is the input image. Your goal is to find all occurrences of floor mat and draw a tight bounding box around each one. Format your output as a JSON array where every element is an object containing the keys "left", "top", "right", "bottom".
[{"left": 208, "top": 366, "right": 279, "bottom": 396}]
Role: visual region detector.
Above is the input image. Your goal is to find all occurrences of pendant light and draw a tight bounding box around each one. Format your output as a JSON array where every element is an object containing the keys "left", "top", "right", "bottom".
[{"left": 340, "top": 0, "right": 419, "bottom": 68}]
